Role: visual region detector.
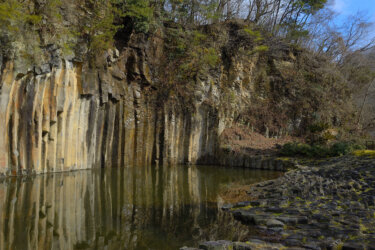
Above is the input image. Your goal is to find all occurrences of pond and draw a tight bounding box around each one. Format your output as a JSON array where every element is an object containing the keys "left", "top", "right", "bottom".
[{"left": 0, "top": 165, "right": 281, "bottom": 250}]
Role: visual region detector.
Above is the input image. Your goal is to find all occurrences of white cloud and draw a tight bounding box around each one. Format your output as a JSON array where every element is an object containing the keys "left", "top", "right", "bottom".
[{"left": 330, "top": 0, "right": 348, "bottom": 14}]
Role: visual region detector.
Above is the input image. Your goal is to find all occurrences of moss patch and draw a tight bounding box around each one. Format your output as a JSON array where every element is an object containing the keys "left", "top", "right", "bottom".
[{"left": 352, "top": 150, "right": 375, "bottom": 158}]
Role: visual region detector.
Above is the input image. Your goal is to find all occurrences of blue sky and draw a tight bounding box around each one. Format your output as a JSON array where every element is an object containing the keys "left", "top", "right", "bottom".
[
  {"left": 330, "top": 0, "right": 375, "bottom": 22},
  {"left": 329, "top": 0, "right": 375, "bottom": 38},
  {"left": 331, "top": 0, "right": 375, "bottom": 18}
]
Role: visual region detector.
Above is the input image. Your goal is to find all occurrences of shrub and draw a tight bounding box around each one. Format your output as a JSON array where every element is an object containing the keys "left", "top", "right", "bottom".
[
  {"left": 253, "top": 45, "right": 269, "bottom": 53},
  {"left": 243, "top": 28, "right": 263, "bottom": 42},
  {"left": 81, "top": 0, "right": 121, "bottom": 55},
  {"left": 281, "top": 141, "right": 365, "bottom": 158},
  {"left": 166, "top": 28, "right": 220, "bottom": 80},
  {"left": 202, "top": 47, "right": 220, "bottom": 67},
  {"left": 0, "top": 0, "right": 75, "bottom": 62},
  {"left": 308, "top": 122, "right": 330, "bottom": 133},
  {"left": 330, "top": 142, "right": 364, "bottom": 156},
  {"left": 0, "top": 0, "right": 23, "bottom": 30}
]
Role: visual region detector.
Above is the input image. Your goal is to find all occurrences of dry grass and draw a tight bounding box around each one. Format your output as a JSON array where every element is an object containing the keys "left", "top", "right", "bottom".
[
  {"left": 219, "top": 185, "right": 251, "bottom": 203},
  {"left": 220, "top": 125, "right": 301, "bottom": 156}
]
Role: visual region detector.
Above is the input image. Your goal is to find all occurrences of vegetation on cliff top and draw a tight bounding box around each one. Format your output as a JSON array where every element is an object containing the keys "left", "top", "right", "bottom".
[{"left": 0, "top": 0, "right": 331, "bottom": 59}]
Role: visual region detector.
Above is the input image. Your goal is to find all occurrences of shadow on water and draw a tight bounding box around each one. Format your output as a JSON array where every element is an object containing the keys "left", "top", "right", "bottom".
[{"left": 0, "top": 165, "right": 281, "bottom": 250}]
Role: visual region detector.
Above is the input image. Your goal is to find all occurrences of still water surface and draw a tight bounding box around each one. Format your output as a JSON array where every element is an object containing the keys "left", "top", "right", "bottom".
[{"left": 0, "top": 165, "right": 280, "bottom": 250}]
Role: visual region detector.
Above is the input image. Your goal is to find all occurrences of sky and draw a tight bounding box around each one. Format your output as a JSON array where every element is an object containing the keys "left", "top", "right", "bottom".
[
  {"left": 331, "top": 0, "right": 375, "bottom": 16},
  {"left": 329, "top": 0, "right": 375, "bottom": 38},
  {"left": 330, "top": 0, "right": 375, "bottom": 22}
]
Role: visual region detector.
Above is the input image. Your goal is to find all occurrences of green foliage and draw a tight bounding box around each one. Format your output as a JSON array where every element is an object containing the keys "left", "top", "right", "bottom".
[
  {"left": 166, "top": 28, "right": 220, "bottom": 80},
  {"left": 243, "top": 28, "right": 264, "bottom": 42},
  {"left": 282, "top": 22, "right": 310, "bottom": 42},
  {"left": 165, "top": 0, "right": 223, "bottom": 25},
  {"left": 82, "top": 0, "right": 122, "bottom": 54},
  {"left": 192, "top": 30, "right": 208, "bottom": 45},
  {"left": 295, "top": 0, "right": 328, "bottom": 15},
  {"left": 0, "top": 0, "right": 76, "bottom": 62},
  {"left": 0, "top": 0, "right": 45, "bottom": 63},
  {"left": 331, "top": 142, "right": 364, "bottom": 156},
  {"left": 39, "top": 0, "right": 78, "bottom": 49},
  {"left": 82, "top": 0, "right": 154, "bottom": 54},
  {"left": 25, "top": 15, "right": 43, "bottom": 25},
  {"left": 222, "top": 89, "right": 236, "bottom": 104},
  {"left": 0, "top": 0, "right": 330, "bottom": 61},
  {"left": 0, "top": 0, "right": 154, "bottom": 59},
  {"left": 241, "top": 27, "right": 270, "bottom": 55},
  {"left": 41, "top": 0, "right": 63, "bottom": 20},
  {"left": 200, "top": 1, "right": 221, "bottom": 22},
  {"left": 120, "top": 0, "right": 153, "bottom": 33},
  {"left": 308, "top": 122, "right": 330, "bottom": 133},
  {"left": 281, "top": 141, "right": 365, "bottom": 158},
  {"left": 202, "top": 47, "right": 220, "bottom": 67},
  {"left": 0, "top": 0, "right": 22, "bottom": 30},
  {"left": 165, "top": 27, "right": 187, "bottom": 57},
  {"left": 0, "top": 0, "right": 44, "bottom": 31},
  {"left": 253, "top": 45, "right": 269, "bottom": 53}
]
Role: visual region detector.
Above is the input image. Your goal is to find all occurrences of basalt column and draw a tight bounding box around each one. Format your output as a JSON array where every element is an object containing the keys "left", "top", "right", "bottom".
[{"left": 0, "top": 60, "right": 220, "bottom": 176}]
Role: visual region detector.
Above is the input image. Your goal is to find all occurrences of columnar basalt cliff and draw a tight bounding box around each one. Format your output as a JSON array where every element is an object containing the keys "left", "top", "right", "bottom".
[
  {"left": 0, "top": 65, "right": 218, "bottom": 176},
  {"left": 0, "top": 35, "right": 225, "bottom": 176},
  {"left": 0, "top": 20, "right": 351, "bottom": 176}
]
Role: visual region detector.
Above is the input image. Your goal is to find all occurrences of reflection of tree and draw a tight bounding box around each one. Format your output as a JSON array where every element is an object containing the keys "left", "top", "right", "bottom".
[{"left": 0, "top": 166, "right": 277, "bottom": 249}]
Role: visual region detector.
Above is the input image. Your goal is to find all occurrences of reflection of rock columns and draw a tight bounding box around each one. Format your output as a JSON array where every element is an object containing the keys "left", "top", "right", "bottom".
[
  {"left": 0, "top": 164, "right": 265, "bottom": 249},
  {"left": 188, "top": 165, "right": 202, "bottom": 238}
]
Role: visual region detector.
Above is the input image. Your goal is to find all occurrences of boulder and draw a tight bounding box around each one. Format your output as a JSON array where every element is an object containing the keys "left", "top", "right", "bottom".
[{"left": 266, "top": 219, "right": 285, "bottom": 228}]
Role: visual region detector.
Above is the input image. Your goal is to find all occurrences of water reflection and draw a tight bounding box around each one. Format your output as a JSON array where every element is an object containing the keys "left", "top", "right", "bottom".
[{"left": 0, "top": 165, "right": 280, "bottom": 250}]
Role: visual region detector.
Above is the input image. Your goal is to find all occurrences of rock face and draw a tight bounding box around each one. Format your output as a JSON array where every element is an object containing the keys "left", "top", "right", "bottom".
[
  {"left": 0, "top": 23, "right": 297, "bottom": 176},
  {"left": 0, "top": 21, "right": 349, "bottom": 176},
  {"left": 0, "top": 47, "right": 220, "bottom": 176}
]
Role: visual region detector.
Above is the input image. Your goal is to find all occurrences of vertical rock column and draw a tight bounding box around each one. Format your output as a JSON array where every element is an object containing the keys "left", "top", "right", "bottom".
[
  {"left": 0, "top": 59, "right": 222, "bottom": 176},
  {"left": 0, "top": 62, "right": 15, "bottom": 175},
  {"left": 0, "top": 62, "right": 105, "bottom": 175}
]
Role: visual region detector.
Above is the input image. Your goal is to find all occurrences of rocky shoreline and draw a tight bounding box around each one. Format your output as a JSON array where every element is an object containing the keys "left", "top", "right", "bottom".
[{"left": 183, "top": 156, "right": 375, "bottom": 250}]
